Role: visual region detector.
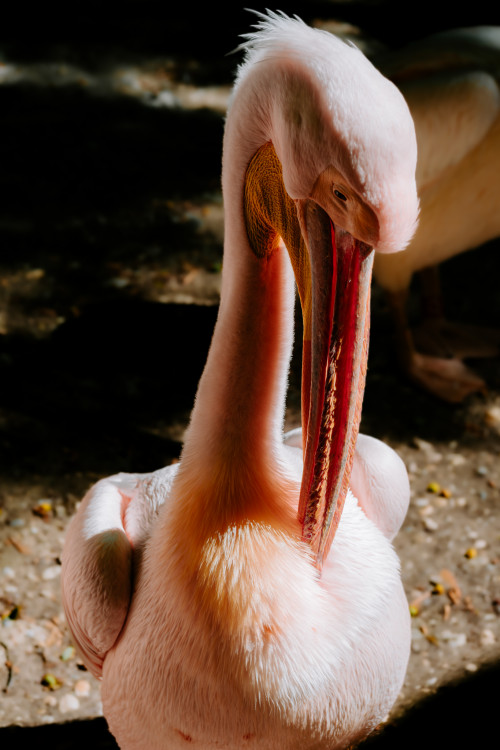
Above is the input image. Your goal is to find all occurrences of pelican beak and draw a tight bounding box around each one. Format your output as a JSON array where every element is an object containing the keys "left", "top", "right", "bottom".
[{"left": 295, "top": 200, "right": 374, "bottom": 569}]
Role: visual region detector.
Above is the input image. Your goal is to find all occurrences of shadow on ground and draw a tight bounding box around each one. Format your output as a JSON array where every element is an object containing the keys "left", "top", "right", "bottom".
[{"left": 364, "top": 657, "right": 499, "bottom": 747}]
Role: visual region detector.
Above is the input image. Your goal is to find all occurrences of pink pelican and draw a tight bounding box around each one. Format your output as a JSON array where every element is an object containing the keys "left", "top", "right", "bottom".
[
  {"left": 61, "top": 12, "right": 418, "bottom": 749},
  {"left": 372, "top": 26, "right": 500, "bottom": 402}
]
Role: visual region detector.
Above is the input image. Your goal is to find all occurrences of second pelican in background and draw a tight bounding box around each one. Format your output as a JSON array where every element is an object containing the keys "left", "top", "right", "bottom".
[{"left": 371, "top": 26, "right": 500, "bottom": 402}]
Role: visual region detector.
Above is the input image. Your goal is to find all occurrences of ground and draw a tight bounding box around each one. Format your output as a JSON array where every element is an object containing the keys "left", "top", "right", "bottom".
[{"left": 0, "top": 8, "right": 499, "bottom": 748}]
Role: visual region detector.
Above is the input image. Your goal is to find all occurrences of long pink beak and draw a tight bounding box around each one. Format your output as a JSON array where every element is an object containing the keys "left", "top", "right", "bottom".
[{"left": 297, "top": 201, "right": 374, "bottom": 569}]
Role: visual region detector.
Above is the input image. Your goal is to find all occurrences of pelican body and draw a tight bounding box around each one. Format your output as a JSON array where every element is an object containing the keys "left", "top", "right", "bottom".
[
  {"left": 61, "top": 13, "right": 418, "bottom": 749},
  {"left": 372, "top": 27, "right": 500, "bottom": 401}
]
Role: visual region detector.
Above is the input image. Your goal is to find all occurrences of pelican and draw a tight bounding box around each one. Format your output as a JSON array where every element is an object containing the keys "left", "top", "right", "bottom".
[
  {"left": 61, "top": 12, "right": 418, "bottom": 749},
  {"left": 372, "top": 26, "right": 500, "bottom": 402}
]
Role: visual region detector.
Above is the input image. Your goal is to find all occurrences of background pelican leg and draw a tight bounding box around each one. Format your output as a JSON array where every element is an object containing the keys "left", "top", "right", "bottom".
[{"left": 385, "top": 284, "right": 490, "bottom": 402}]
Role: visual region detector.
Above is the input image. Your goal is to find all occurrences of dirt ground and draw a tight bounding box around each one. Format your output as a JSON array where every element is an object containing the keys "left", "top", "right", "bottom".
[{"left": 1, "top": 7, "right": 499, "bottom": 748}]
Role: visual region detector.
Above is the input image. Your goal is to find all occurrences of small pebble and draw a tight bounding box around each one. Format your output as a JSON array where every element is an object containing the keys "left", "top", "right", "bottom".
[
  {"left": 74, "top": 679, "right": 91, "bottom": 697},
  {"left": 41, "top": 588, "right": 57, "bottom": 600},
  {"left": 59, "top": 694, "right": 80, "bottom": 714},
  {"left": 465, "top": 663, "right": 478, "bottom": 673},
  {"left": 413, "top": 438, "right": 442, "bottom": 462},
  {"left": 42, "top": 566, "right": 61, "bottom": 581},
  {"left": 485, "top": 405, "right": 500, "bottom": 425},
  {"left": 41, "top": 673, "right": 63, "bottom": 690},
  {"left": 424, "top": 518, "right": 439, "bottom": 532},
  {"left": 480, "top": 629, "right": 495, "bottom": 647},
  {"left": 431, "top": 583, "right": 445, "bottom": 595},
  {"left": 427, "top": 482, "right": 440, "bottom": 494},
  {"left": 476, "top": 466, "right": 488, "bottom": 477},
  {"left": 441, "top": 630, "right": 467, "bottom": 648},
  {"left": 416, "top": 497, "right": 430, "bottom": 507},
  {"left": 60, "top": 646, "right": 75, "bottom": 662},
  {"left": 9, "top": 518, "right": 25, "bottom": 528}
]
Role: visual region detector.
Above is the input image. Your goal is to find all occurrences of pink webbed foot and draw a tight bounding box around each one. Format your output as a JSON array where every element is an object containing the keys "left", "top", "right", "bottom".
[
  {"left": 407, "top": 350, "right": 488, "bottom": 403},
  {"left": 386, "top": 282, "right": 496, "bottom": 403}
]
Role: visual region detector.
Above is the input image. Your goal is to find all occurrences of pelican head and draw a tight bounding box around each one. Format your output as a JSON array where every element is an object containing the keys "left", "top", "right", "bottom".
[{"left": 227, "top": 11, "right": 419, "bottom": 566}]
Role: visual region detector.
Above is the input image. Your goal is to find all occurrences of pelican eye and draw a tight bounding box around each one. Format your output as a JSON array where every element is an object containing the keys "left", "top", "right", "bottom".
[{"left": 334, "top": 189, "right": 347, "bottom": 202}]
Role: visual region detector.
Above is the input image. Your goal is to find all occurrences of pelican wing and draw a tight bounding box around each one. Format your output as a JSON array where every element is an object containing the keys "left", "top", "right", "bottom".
[
  {"left": 401, "top": 71, "right": 500, "bottom": 188},
  {"left": 61, "top": 476, "right": 137, "bottom": 678},
  {"left": 61, "top": 467, "right": 179, "bottom": 677},
  {"left": 349, "top": 434, "right": 410, "bottom": 541},
  {"left": 371, "top": 27, "right": 500, "bottom": 190}
]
